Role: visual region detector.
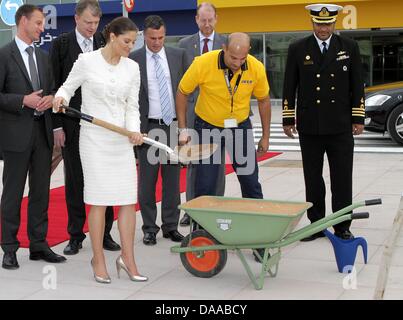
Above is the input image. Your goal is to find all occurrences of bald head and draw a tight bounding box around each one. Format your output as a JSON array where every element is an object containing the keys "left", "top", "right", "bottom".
[
  {"left": 223, "top": 33, "right": 250, "bottom": 72},
  {"left": 227, "top": 32, "right": 250, "bottom": 51}
]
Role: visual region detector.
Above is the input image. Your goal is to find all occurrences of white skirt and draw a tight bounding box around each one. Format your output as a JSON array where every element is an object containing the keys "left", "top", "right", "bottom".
[{"left": 79, "top": 125, "right": 137, "bottom": 206}]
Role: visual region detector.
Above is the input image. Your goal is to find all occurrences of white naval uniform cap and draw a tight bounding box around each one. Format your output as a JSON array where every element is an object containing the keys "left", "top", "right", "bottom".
[{"left": 305, "top": 3, "right": 343, "bottom": 23}]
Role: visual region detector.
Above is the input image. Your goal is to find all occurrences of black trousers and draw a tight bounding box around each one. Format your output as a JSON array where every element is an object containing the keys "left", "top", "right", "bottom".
[
  {"left": 63, "top": 124, "right": 114, "bottom": 242},
  {"left": 1, "top": 119, "right": 51, "bottom": 253},
  {"left": 299, "top": 132, "right": 354, "bottom": 232},
  {"left": 137, "top": 121, "right": 180, "bottom": 234}
]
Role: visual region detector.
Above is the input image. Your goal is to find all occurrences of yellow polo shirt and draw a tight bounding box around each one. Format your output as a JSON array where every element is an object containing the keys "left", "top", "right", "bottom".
[{"left": 179, "top": 50, "right": 269, "bottom": 128}]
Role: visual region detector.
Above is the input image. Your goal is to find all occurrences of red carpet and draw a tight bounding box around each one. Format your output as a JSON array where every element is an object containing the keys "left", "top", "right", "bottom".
[{"left": 17, "top": 152, "right": 281, "bottom": 247}]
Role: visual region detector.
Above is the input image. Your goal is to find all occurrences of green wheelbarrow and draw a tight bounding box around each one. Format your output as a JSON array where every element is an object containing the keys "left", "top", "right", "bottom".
[{"left": 171, "top": 196, "right": 382, "bottom": 290}]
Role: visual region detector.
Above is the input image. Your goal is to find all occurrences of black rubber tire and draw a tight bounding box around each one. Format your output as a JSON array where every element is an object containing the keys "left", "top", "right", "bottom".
[
  {"left": 180, "top": 229, "right": 227, "bottom": 278},
  {"left": 387, "top": 104, "right": 403, "bottom": 145}
]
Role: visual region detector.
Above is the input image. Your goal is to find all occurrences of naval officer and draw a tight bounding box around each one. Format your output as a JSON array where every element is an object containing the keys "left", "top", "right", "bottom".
[{"left": 282, "top": 3, "right": 365, "bottom": 241}]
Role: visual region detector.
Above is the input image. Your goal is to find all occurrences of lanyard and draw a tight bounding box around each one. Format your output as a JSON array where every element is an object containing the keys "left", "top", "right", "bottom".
[{"left": 224, "top": 69, "right": 243, "bottom": 113}]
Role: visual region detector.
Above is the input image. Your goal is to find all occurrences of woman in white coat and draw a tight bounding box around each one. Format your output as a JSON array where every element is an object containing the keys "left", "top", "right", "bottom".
[{"left": 53, "top": 17, "right": 147, "bottom": 283}]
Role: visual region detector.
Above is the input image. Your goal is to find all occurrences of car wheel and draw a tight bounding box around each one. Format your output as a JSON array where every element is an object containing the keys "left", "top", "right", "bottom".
[{"left": 387, "top": 104, "right": 403, "bottom": 145}]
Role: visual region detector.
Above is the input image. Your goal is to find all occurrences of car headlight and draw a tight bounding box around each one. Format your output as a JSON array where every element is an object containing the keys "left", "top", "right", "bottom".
[{"left": 365, "top": 94, "right": 391, "bottom": 107}]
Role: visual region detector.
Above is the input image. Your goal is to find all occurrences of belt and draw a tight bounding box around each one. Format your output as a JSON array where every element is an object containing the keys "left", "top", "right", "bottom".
[
  {"left": 33, "top": 115, "right": 44, "bottom": 121},
  {"left": 148, "top": 118, "right": 177, "bottom": 125}
]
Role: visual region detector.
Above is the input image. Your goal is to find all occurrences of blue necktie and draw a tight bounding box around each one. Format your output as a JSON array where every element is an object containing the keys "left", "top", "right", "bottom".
[{"left": 152, "top": 53, "right": 174, "bottom": 125}]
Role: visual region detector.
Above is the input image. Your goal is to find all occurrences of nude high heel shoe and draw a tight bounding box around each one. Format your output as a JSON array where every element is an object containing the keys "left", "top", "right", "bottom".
[
  {"left": 91, "top": 259, "right": 111, "bottom": 284},
  {"left": 116, "top": 256, "right": 148, "bottom": 282}
]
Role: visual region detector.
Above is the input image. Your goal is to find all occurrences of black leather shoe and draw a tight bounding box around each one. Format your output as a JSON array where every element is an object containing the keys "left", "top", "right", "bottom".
[
  {"left": 253, "top": 248, "right": 270, "bottom": 263},
  {"left": 143, "top": 232, "right": 157, "bottom": 246},
  {"left": 29, "top": 248, "right": 66, "bottom": 263},
  {"left": 103, "top": 236, "right": 121, "bottom": 251},
  {"left": 334, "top": 230, "right": 354, "bottom": 240},
  {"left": 180, "top": 214, "right": 190, "bottom": 226},
  {"left": 63, "top": 240, "right": 82, "bottom": 255},
  {"left": 300, "top": 232, "right": 326, "bottom": 242},
  {"left": 163, "top": 230, "right": 184, "bottom": 242},
  {"left": 2, "top": 252, "right": 19, "bottom": 270}
]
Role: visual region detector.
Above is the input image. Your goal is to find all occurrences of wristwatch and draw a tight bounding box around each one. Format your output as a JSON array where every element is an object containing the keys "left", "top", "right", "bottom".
[{"left": 177, "top": 127, "right": 188, "bottom": 134}]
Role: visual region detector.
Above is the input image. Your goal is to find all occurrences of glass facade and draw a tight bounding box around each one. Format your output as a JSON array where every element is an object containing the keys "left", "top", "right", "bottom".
[
  {"left": 166, "top": 29, "right": 403, "bottom": 98},
  {"left": 1, "top": 1, "right": 402, "bottom": 98}
]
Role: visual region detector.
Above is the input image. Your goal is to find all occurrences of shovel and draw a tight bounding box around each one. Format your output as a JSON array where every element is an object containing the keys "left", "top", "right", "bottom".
[{"left": 53, "top": 105, "right": 217, "bottom": 163}]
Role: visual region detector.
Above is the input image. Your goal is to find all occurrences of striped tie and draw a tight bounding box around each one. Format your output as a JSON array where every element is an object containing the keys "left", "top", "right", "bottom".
[
  {"left": 152, "top": 53, "right": 174, "bottom": 125},
  {"left": 83, "top": 38, "right": 92, "bottom": 52}
]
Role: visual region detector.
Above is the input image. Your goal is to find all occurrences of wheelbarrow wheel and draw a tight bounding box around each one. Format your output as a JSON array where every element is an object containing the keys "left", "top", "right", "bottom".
[{"left": 180, "top": 230, "right": 227, "bottom": 278}]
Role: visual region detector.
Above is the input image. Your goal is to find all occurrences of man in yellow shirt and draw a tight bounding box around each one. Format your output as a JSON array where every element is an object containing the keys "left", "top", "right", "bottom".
[{"left": 176, "top": 32, "right": 271, "bottom": 242}]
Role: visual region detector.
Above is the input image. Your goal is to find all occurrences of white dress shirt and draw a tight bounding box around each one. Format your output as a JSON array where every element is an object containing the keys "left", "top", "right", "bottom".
[
  {"left": 14, "top": 36, "right": 38, "bottom": 82},
  {"left": 314, "top": 33, "right": 332, "bottom": 53},
  {"left": 145, "top": 46, "right": 175, "bottom": 119},
  {"left": 76, "top": 29, "right": 93, "bottom": 52},
  {"left": 199, "top": 31, "right": 215, "bottom": 55}
]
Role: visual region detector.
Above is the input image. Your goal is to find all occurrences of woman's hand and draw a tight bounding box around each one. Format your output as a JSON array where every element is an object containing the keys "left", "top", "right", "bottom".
[
  {"left": 129, "top": 132, "right": 144, "bottom": 146},
  {"left": 52, "top": 97, "right": 67, "bottom": 113}
]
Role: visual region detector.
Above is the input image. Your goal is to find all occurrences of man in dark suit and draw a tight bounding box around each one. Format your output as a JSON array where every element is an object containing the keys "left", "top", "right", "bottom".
[
  {"left": 282, "top": 4, "right": 365, "bottom": 241},
  {"left": 130, "top": 15, "right": 188, "bottom": 246},
  {"left": 178, "top": 2, "right": 227, "bottom": 226},
  {"left": 0, "top": 4, "right": 66, "bottom": 269},
  {"left": 49, "top": 0, "right": 120, "bottom": 255}
]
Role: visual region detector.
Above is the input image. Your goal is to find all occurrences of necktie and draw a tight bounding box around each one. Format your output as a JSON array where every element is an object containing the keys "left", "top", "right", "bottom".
[
  {"left": 25, "top": 46, "right": 43, "bottom": 116},
  {"left": 202, "top": 38, "right": 209, "bottom": 54},
  {"left": 152, "top": 53, "right": 174, "bottom": 125},
  {"left": 322, "top": 41, "right": 328, "bottom": 55},
  {"left": 83, "top": 38, "right": 92, "bottom": 52}
]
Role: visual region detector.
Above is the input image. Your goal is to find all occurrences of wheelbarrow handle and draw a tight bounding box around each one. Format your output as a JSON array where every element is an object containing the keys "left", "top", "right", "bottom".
[
  {"left": 351, "top": 212, "right": 369, "bottom": 220},
  {"left": 365, "top": 199, "right": 382, "bottom": 206}
]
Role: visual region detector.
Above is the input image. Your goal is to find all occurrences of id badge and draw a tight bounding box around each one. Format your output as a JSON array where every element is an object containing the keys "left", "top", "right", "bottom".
[{"left": 224, "top": 118, "right": 238, "bottom": 128}]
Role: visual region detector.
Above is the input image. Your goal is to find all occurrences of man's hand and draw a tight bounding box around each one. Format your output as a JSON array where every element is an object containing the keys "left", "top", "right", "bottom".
[
  {"left": 23, "top": 90, "right": 43, "bottom": 109},
  {"left": 283, "top": 125, "right": 297, "bottom": 138},
  {"left": 257, "top": 136, "right": 269, "bottom": 157},
  {"left": 352, "top": 124, "right": 364, "bottom": 136},
  {"left": 178, "top": 129, "right": 191, "bottom": 146},
  {"left": 36, "top": 95, "right": 54, "bottom": 112},
  {"left": 53, "top": 129, "right": 66, "bottom": 148}
]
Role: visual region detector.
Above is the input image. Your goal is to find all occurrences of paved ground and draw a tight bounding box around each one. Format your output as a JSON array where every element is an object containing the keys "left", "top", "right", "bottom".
[{"left": 0, "top": 105, "right": 402, "bottom": 300}]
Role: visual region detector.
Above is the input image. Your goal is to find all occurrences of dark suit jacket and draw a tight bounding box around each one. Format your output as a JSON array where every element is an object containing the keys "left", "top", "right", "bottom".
[
  {"left": 49, "top": 31, "right": 105, "bottom": 143},
  {"left": 178, "top": 32, "right": 227, "bottom": 126},
  {"left": 0, "top": 40, "right": 54, "bottom": 152},
  {"left": 282, "top": 34, "right": 365, "bottom": 135},
  {"left": 129, "top": 46, "right": 189, "bottom": 133},
  {"left": 178, "top": 32, "right": 227, "bottom": 64}
]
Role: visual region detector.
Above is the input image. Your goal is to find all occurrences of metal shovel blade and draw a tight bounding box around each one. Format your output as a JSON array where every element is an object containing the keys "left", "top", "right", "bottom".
[
  {"left": 175, "top": 143, "right": 218, "bottom": 162},
  {"left": 143, "top": 137, "right": 217, "bottom": 163}
]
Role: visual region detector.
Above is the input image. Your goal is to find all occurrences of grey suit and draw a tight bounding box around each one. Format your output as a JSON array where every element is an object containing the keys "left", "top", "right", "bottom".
[
  {"left": 0, "top": 40, "right": 54, "bottom": 253},
  {"left": 129, "top": 46, "right": 189, "bottom": 234},
  {"left": 178, "top": 32, "right": 227, "bottom": 201}
]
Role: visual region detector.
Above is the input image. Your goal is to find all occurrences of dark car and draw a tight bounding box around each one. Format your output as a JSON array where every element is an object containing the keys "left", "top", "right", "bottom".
[{"left": 365, "top": 81, "right": 403, "bottom": 145}]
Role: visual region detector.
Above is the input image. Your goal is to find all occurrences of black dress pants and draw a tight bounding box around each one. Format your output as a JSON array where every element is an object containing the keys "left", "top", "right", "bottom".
[
  {"left": 1, "top": 118, "right": 51, "bottom": 253},
  {"left": 299, "top": 132, "right": 354, "bottom": 232}
]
